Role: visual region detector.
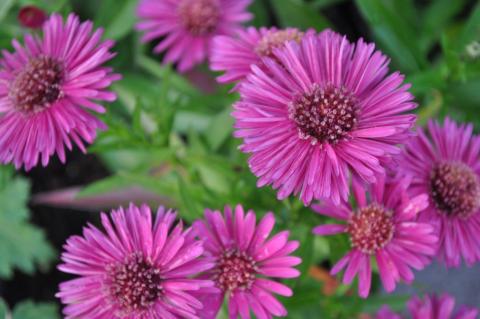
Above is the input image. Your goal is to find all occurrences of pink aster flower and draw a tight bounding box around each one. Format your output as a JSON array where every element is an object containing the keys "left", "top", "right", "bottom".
[
  {"left": 193, "top": 204, "right": 301, "bottom": 319},
  {"left": 136, "top": 0, "right": 252, "bottom": 72},
  {"left": 373, "top": 305, "right": 402, "bottom": 319},
  {"left": 211, "top": 27, "right": 311, "bottom": 85},
  {"left": 56, "top": 204, "right": 214, "bottom": 319},
  {"left": 233, "top": 29, "right": 417, "bottom": 205},
  {"left": 312, "top": 177, "right": 437, "bottom": 297},
  {"left": 398, "top": 118, "right": 480, "bottom": 267},
  {"left": 0, "top": 13, "right": 120, "bottom": 170},
  {"left": 407, "top": 294, "right": 478, "bottom": 319}
]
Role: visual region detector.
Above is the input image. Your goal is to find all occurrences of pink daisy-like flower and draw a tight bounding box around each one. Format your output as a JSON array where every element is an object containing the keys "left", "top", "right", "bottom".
[
  {"left": 398, "top": 118, "right": 480, "bottom": 267},
  {"left": 373, "top": 305, "right": 402, "bottom": 319},
  {"left": 0, "top": 13, "right": 120, "bottom": 170},
  {"left": 233, "top": 29, "right": 417, "bottom": 205},
  {"left": 211, "top": 26, "right": 311, "bottom": 84},
  {"left": 407, "top": 294, "right": 478, "bottom": 319},
  {"left": 312, "top": 177, "right": 437, "bottom": 297},
  {"left": 193, "top": 204, "right": 301, "bottom": 319},
  {"left": 56, "top": 203, "right": 214, "bottom": 319},
  {"left": 136, "top": 0, "right": 252, "bottom": 72}
]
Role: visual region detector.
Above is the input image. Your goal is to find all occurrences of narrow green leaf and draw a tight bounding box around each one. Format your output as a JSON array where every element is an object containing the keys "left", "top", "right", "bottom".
[
  {"left": 249, "top": 0, "right": 270, "bottom": 27},
  {"left": 355, "top": 0, "right": 426, "bottom": 72},
  {"left": 103, "top": 0, "right": 137, "bottom": 40},
  {"left": 0, "top": 298, "right": 8, "bottom": 318},
  {"left": 137, "top": 55, "right": 199, "bottom": 95},
  {"left": 77, "top": 175, "right": 133, "bottom": 198},
  {"left": 420, "top": 0, "right": 465, "bottom": 51},
  {"left": 271, "top": 0, "right": 331, "bottom": 31},
  {"left": 12, "top": 301, "right": 60, "bottom": 319},
  {"left": 456, "top": 2, "right": 480, "bottom": 50},
  {"left": 0, "top": 0, "right": 15, "bottom": 23},
  {"left": 195, "top": 162, "right": 230, "bottom": 194},
  {"left": 205, "top": 106, "right": 234, "bottom": 151}
]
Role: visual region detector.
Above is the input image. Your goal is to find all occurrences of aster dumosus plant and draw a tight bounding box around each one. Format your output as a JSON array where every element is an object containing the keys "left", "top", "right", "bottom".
[
  {"left": 210, "top": 26, "right": 312, "bottom": 85},
  {"left": 312, "top": 176, "right": 437, "bottom": 297},
  {"left": 193, "top": 204, "right": 301, "bottom": 319},
  {"left": 407, "top": 294, "right": 479, "bottom": 319},
  {"left": 136, "top": 0, "right": 252, "bottom": 72},
  {"left": 232, "top": 29, "right": 417, "bottom": 205},
  {"left": 56, "top": 204, "right": 214, "bottom": 319},
  {"left": 373, "top": 293, "right": 479, "bottom": 319},
  {"left": 0, "top": 13, "right": 120, "bottom": 170},
  {"left": 398, "top": 117, "right": 480, "bottom": 267}
]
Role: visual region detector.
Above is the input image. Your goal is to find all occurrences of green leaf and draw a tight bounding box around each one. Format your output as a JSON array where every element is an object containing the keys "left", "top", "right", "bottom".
[
  {"left": 103, "top": 0, "right": 137, "bottom": 40},
  {"left": 355, "top": 0, "right": 426, "bottom": 72},
  {"left": 205, "top": 106, "right": 234, "bottom": 151},
  {"left": 0, "top": 175, "right": 54, "bottom": 279},
  {"left": 195, "top": 162, "right": 231, "bottom": 195},
  {"left": 271, "top": 0, "right": 331, "bottom": 31},
  {"left": 311, "top": 0, "right": 346, "bottom": 9},
  {"left": 137, "top": 55, "right": 199, "bottom": 95},
  {"left": 77, "top": 175, "right": 134, "bottom": 198},
  {"left": 420, "top": 0, "right": 465, "bottom": 51},
  {"left": 0, "top": 0, "right": 15, "bottom": 23},
  {"left": 456, "top": 2, "right": 480, "bottom": 50},
  {"left": 12, "top": 300, "right": 60, "bottom": 319},
  {"left": 249, "top": 0, "right": 270, "bottom": 27},
  {"left": 0, "top": 299, "right": 7, "bottom": 318}
]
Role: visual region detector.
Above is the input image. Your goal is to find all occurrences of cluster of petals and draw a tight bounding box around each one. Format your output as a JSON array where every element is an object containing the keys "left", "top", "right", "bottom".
[
  {"left": 374, "top": 293, "right": 478, "bottom": 319},
  {"left": 136, "top": 0, "right": 252, "bottom": 72},
  {"left": 211, "top": 26, "right": 314, "bottom": 85},
  {"left": 57, "top": 204, "right": 300, "bottom": 319},
  {"left": 233, "top": 29, "right": 417, "bottom": 206},
  {"left": 312, "top": 176, "right": 437, "bottom": 297},
  {"left": 57, "top": 204, "right": 214, "bottom": 319},
  {"left": 398, "top": 118, "right": 480, "bottom": 267},
  {"left": 0, "top": 13, "right": 120, "bottom": 170},
  {"left": 193, "top": 205, "right": 301, "bottom": 319}
]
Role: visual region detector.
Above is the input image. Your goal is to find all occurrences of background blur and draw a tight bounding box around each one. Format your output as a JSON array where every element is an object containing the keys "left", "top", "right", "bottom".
[{"left": 0, "top": 0, "right": 479, "bottom": 318}]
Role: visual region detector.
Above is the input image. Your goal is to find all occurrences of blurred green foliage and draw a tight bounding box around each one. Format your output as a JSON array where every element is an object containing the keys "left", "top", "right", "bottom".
[
  {"left": 0, "top": 167, "right": 54, "bottom": 279},
  {"left": 0, "top": 298, "right": 60, "bottom": 319},
  {"left": 0, "top": 0, "right": 479, "bottom": 318}
]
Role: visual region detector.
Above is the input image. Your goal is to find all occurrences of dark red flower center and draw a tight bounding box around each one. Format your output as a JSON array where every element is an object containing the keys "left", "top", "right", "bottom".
[
  {"left": 10, "top": 56, "right": 64, "bottom": 114},
  {"left": 429, "top": 161, "right": 480, "bottom": 218},
  {"left": 288, "top": 83, "right": 358, "bottom": 145},
  {"left": 178, "top": 0, "right": 220, "bottom": 36},
  {"left": 255, "top": 29, "right": 304, "bottom": 59},
  {"left": 347, "top": 204, "right": 395, "bottom": 254},
  {"left": 107, "top": 252, "right": 163, "bottom": 314},
  {"left": 215, "top": 249, "right": 257, "bottom": 292}
]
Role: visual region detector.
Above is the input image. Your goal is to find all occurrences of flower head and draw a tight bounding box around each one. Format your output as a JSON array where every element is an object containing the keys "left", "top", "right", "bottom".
[
  {"left": 18, "top": 6, "right": 47, "bottom": 29},
  {"left": 0, "top": 13, "right": 120, "bottom": 170},
  {"left": 373, "top": 305, "right": 402, "bottom": 319},
  {"left": 57, "top": 204, "right": 214, "bottom": 319},
  {"left": 211, "top": 27, "right": 311, "bottom": 85},
  {"left": 233, "top": 29, "right": 417, "bottom": 205},
  {"left": 373, "top": 293, "right": 479, "bottom": 319},
  {"left": 312, "top": 177, "right": 437, "bottom": 297},
  {"left": 136, "top": 0, "right": 252, "bottom": 72},
  {"left": 193, "top": 205, "right": 301, "bottom": 319},
  {"left": 398, "top": 118, "right": 480, "bottom": 267},
  {"left": 407, "top": 294, "right": 478, "bottom": 319}
]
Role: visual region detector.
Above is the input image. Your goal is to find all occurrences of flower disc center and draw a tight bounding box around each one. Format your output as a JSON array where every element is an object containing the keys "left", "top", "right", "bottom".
[
  {"left": 288, "top": 83, "right": 358, "bottom": 145},
  {"left": 347, "top": 204, "right": 395, "bottom": 254},
  {"left": 215, "top": 249, "right": 257, "bottom": 292},
  {"left": 178, "top": 0, "right": 220, "bottom": 36},
  {"left": 255, "top": 29, "right": 304, "bottom": 59},
  {"left": 430, "top": 161, "right": 480, "bottom": 218},
  {"left": 10, "top": 56, "right": 63, "bottom": 114},
  {"left": 107, "top": 252, "right": 163, "bottom": 314}
]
